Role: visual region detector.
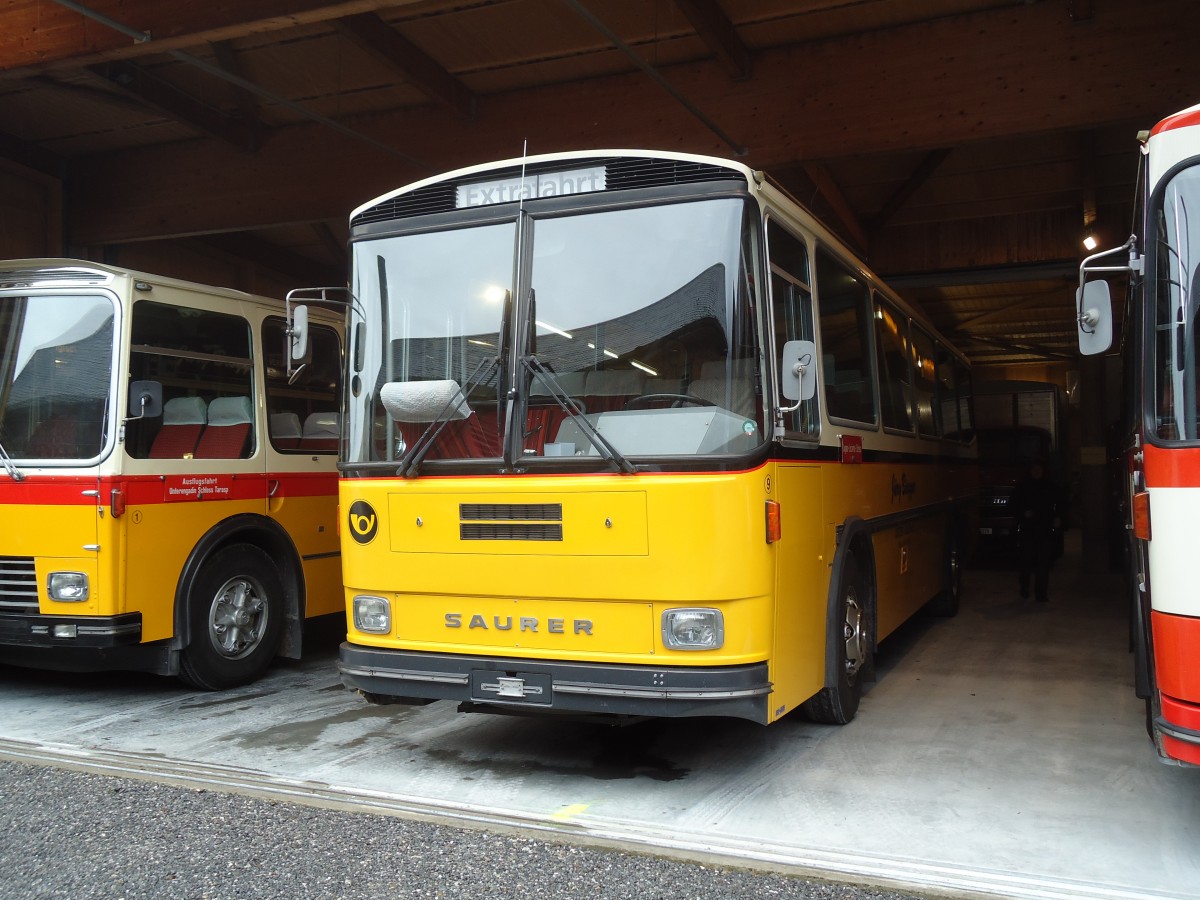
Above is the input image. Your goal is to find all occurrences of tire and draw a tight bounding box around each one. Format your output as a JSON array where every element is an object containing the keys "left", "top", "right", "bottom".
[
  {"left": 928, "top": 531, "right": 962, "bottom": 618},
  {"left": 179, "top": 544, "right": 284, "bottom": 690},
  {"left": 803, "top": 555, "right": 871, "bottom": 725}
]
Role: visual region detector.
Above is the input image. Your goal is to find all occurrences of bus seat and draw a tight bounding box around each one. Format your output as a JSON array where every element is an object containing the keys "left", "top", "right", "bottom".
[
  {"left": 583, "top": 369, "right": 645, "bottom": 411},
  {"left": 300, "top": 411, "right": 339, "bottom": 452},
  {"left": 194, "top": 396, "right": 254, "bottom": 459},
  {"left": 269, "top": 412, "right": 302, "bottom": 450},
  {"left": 689, "top": 361, "right": 755, "bottom": 416},
  {"left": 149, "top": 396, "right": 207, "bottom": 459}
]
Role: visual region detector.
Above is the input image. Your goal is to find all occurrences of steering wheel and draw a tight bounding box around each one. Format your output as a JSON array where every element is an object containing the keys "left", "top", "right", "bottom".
[{"left": 622, "top": 392, "right": 714, "bottom": 410}]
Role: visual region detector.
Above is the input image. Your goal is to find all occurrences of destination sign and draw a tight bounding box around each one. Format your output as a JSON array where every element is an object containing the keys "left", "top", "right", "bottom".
[{"left": 455, "top": 166, "right": 607, "bottom": 208}]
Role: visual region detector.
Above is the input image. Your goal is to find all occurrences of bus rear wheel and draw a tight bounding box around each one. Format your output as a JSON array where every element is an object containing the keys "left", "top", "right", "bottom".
[
  {"left": 180, "top": 544, "right": 284, "bottom": 690},
  {"left": 803, "top": 556, "right": 870, "bottom": 725}
]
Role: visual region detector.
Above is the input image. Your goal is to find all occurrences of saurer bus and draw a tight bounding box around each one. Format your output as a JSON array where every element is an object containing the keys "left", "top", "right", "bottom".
[
  {"left": 1078, "top": 102, "right": 1200, "bottom": 765},
  {"left": 0, "top": 260, "right": 342, "bottom": 689},
  {"left": 311, "top": 151, "right": 976, "bottom": 725}
]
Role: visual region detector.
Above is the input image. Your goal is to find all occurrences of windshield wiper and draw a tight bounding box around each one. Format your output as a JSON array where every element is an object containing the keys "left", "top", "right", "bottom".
[
  {"left": 522, "top": 357, "right": 636, "bottom": 475},
  {"left": 0, "top": 440, "right": 24, "bottom": 481},
  {"left": 396, "top": 355, "right": 499, "bottom": 479}
]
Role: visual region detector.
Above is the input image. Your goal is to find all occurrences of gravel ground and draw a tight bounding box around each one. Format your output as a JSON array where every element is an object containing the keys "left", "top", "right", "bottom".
[{"left": 0, "top": 760, "right": 927, "bottom": 900}]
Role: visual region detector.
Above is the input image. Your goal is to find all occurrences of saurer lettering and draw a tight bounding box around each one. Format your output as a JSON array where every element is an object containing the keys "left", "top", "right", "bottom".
[{"left": 445, "top": 613, "right": 593, "bottom": 635}]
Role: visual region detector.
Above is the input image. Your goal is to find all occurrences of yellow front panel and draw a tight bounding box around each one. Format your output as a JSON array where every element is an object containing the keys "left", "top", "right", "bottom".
[
  {"left": 4, "top": 500, "right": 101, "bottom": 613},
  {"left": 399, "top": 596, "right": 654, "bottom": 653},
  {"left": 342, "top": 472, "right": 774, "bottom": 666},
  {"left": 388, "top": 489, "right": 648, "bottom": 556}
]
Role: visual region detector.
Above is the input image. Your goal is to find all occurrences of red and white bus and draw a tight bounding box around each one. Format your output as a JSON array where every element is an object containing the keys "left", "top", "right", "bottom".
[
  {"left": 1078, "top": 103, "right": 1200, "bottom": 765},
  {"left": 0, "top": 260, "right": 343, "bottom": 689}
]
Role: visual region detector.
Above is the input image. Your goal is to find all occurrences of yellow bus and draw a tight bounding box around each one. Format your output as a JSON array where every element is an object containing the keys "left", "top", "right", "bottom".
[
  {"left": 0, "top": 260, "right": 343, "bottom": 689},
  {"left": 326, "top": 152, "right": 976, "bottom": 724}
]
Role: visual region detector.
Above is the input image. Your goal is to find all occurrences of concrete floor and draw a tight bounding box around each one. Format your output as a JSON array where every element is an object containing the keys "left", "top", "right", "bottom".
[{"left": 1, "top": 535, "right": 1197, "bottom": 899}]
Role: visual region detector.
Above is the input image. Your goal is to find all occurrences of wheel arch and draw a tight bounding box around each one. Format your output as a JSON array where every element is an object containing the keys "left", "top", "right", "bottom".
[
  {"left": 173, "top": 514, "right": 306, "bottom": 661},
  {"left": 821, "top": 515, "right": 878, "bottom": 689}
]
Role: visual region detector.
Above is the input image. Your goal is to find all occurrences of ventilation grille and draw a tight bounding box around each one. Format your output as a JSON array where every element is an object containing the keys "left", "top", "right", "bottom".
[
  {"left": 461, "top": 523, "right": 563, "bottom": 542},
  {"left": 0, "top": 557, "right": 39, "bottom": 613},
  {"left": 352, "top": 156, "right": 743, "bottom": 227},
  {"left": 459, "top": 503, "right": 564, "bottom": 542},
  {"left": 461, "top": 503, "right": 562, "bottom": 521}
]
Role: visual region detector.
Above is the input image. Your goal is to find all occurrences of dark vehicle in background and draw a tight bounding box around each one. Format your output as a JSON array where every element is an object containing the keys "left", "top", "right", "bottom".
[
  {"left": 976, "top": 425, "right": 1056, "bottom": 552},
  {"left": 973, "top": 381, "right": 1064, "bottom": 559}
]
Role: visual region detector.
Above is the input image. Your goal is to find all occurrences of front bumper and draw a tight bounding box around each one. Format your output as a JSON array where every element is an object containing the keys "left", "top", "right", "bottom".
[
  {"left": 339, "top": 643, "right": 772, "bottom": 722},
  {"left": 0, "top": 612, "right": 142, "bottom": 649}
]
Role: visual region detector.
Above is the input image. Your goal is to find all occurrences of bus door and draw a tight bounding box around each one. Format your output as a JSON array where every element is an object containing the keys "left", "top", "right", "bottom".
[
  {"left": 121, "top": 299, "right": 267, "bottom": 646},
  {"left": 260, "top": 317, "right": 343, "bottom": 619}
]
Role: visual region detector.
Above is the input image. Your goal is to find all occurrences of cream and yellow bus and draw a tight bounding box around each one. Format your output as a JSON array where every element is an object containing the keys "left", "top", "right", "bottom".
[
  {"left": 325, "top": 152, "right": 976, "bottom": 724},
  {"left": 0, "top": 260, "right": 343, "bottom": 689}
]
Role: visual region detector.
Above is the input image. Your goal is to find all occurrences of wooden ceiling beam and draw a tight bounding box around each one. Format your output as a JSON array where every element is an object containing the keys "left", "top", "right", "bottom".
[
  {"left": 192, "top": 232, "right": 342, "bottom": 286},
  {"left": 802, "top": 162, "right": 869, "bottom": 254},
  {"left": 334, "top": 13, "right": 476, "bottom": 120},
  {"left": 0, "top": 1, "right": 424, "bottom": 74},
  {"left": 673, "top": 0, "right": 751, "bottom": 80},
  {"left": 86, "top": 60, "right": 254, "bottom": 150},
  {"left": 869, "top": 148, "right": 952, "bottom": 231},
  {"left": 0, "top": 129, "right": 66, "bottom": 178},
  {"left": 66, "top": 0, "right": 1198, "bottom": 244},
  {"left": 210, "top": 41, "right": 263, "bottom": 151}
]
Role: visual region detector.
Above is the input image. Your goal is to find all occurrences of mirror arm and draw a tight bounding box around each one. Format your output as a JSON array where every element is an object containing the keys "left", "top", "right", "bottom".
[{"left": 777, "top": 360, "right": 810, "bottom": 415}]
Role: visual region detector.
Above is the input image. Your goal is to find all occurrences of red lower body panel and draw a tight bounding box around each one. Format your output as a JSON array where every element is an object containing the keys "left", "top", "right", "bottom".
[{"left": 1151, "top": 611, "right": 1200, "bottom": 765}]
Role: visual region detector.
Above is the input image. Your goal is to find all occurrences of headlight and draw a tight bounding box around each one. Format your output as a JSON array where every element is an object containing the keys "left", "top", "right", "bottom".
[
  {"left": 47, "top": 572, "right": 89, "bottom": 602},
  {"left": 662, "top": 608, "right": 723, "bottom": 650},
  {"left": 353, "top": 596, "right": 391, "bottom": 634}
]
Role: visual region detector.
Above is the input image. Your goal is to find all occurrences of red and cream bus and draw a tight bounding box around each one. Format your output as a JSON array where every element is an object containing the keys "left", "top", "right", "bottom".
[
  {"left": 1078, "top": 103, "right": 1200, "bottom": 765},
  {"left": 315, "top": 150, "right": 976, "bottom": 725},
  {"left": 0, "top": 260, "right": 343, "bottom": 689}
]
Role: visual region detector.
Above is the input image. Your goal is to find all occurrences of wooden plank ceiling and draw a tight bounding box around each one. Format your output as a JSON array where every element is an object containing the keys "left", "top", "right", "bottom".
[{"left": 2, "top": 0, "right": 1198, "bottom": 367}]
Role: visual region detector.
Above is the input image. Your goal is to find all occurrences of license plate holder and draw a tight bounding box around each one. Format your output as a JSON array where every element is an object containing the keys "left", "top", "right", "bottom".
[{"left": 470, "top": 670, "right": 553, "bottom": 705}]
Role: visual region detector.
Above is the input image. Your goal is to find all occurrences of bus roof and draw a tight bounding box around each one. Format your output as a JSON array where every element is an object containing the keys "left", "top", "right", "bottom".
[
  {"left": 350, "top": 149, "right": 756, "bottom": 221},
  {"left": 1150, "top": 102, "right": 1200, "bottom": 137}
]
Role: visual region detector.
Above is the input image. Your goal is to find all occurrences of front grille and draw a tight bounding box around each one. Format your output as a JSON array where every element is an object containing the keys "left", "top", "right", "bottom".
[
  {"left": 461, "top": 503, "right": 562, "bottom": 521},
  {"left": 0, "top": 557, "right": 39, "bottom": 613},
  {"left": 352, "top": 155, "right": 744, "bottom": 227},
  {"left": 459, "top": 502, "right": 564, "bottom": 542},
  {"left": 461, "top": 523, "right": 563, "bottom": 542}
]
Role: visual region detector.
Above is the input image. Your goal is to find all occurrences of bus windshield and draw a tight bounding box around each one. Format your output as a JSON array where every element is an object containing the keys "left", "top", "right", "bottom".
[
  {"left": 351, "top": 197, "right": 765, "bottom": 468},
  {"left": 0, "top": 293, "right": 115, "bottom": 462},
  {"left": 1153, "top": 162, "right": 1200, "bottom": 441}
]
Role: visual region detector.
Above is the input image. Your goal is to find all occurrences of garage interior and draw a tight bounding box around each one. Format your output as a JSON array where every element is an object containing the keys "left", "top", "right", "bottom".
[
  {"left": 2, "top": 2, "right": 1200, "bottom": 893},
  {"left": 7, "top": 0, "right": 1198, "bottom": 557},
  {"left": 3, "top": 0, "right": 1198, "bottom": 566}
]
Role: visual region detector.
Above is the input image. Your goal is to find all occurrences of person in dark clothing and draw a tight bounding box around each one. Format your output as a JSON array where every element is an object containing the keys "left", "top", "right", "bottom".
[{"left": 1011, "top": 460, "right": 1064, "bottom": 602}]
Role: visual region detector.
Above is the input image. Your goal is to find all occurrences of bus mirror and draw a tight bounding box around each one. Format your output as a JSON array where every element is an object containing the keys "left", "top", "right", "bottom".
[
  {"left": 381, "top": 380, "right": 473, "bottom": 423},
  {"left": 780, "top": 340, "right": 817, "bottom": 403},
  {"left": 1076, "top": 280, "right": 1113, "bottom": 356},
  {"left": 290, "top": 305, "right": 310, "bottom": 362},
  {"left": 127, "top": 380, "right": 162, "bottom": 420}
]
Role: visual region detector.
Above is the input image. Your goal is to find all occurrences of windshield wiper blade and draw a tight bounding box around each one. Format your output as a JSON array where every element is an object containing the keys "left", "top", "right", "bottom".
[
  {"left": 0, "top": 441, "right": 24, "bottom": 481},
  {"left": 522, "top": 357, "right": 636, "bottom": 475},
  {"left": 397, "top": 355, "right": 499, "bottom": 479}
]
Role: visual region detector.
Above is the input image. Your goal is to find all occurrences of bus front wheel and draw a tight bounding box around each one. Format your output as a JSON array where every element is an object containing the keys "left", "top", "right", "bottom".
[
  {"left": 802, "top": 556, "right": 870, "bottom": 725},
  {"left": 180, "top": 544, "right": 284, "bottom": 690}
]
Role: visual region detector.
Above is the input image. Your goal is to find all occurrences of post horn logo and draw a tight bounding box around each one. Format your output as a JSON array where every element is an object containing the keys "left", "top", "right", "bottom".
[{"left": 347, "top": 500, "right": 378, "bottom": 544}]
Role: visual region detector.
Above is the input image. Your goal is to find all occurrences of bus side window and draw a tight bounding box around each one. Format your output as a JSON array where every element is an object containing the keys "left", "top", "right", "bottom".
[
  {"left": 911, "top": 325, "right": 941, "bottom": 438},
  {"left": 767, "top": 219, "right": 817, "bottom": 438},
  {"left": 873, "top": 294, "right": 914, "bottom": 433},
  {"left": 816, "top": 247, "right": 877, "bottom": 427}
]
